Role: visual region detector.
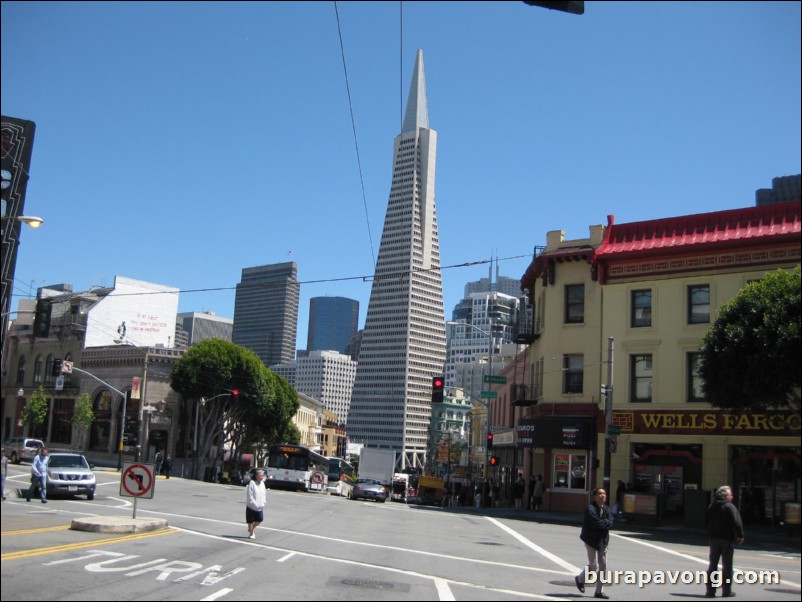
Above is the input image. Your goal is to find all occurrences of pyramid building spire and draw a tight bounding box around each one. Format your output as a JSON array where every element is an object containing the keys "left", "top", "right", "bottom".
[
  {"left": 347, "top": 50, "right": 446, "bottom": 470},
  {"left": 402, "top": 49, "right": 429, "bottom": 133}
]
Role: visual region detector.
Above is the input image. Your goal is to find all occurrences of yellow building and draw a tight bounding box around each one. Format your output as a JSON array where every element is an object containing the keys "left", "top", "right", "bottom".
[{"left": 518, "top": 201, "right": 800, "bottom": 521}]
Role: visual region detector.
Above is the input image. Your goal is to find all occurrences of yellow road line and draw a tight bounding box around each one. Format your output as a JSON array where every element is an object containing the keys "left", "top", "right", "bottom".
[
  {"left": 2, "top": 525, "right": 72, "bottom": 536},
  {"left": 1, "top": 528, "right": 177, "bottom": 561}
]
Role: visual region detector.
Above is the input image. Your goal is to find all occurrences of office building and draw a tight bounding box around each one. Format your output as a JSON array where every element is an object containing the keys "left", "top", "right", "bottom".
[
  {"left": 307, "top": 296, "right": 359, "bottom": 353},
  {"left": 232, "top": 262, "right": 298, "bottom": 367},
  {"left": 176, "top": 311, "right": 233, "bottom": 346},
  {"left": 347, "top": 50, "right": 447, "bottom": 469},
  {"left": 295, "top": 350, "right": 357, "bottom": 425}
]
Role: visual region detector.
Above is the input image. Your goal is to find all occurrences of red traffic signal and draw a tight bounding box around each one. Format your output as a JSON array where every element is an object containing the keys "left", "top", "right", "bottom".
[
  {"left": 431, "top": 376, "right": 445, "bottom": 403},
  {"left": 487, "top": 432, "right": 494, "bottom": 448},
  {"left": 231, "top": 389, "right": 239, "bottom": 399}
]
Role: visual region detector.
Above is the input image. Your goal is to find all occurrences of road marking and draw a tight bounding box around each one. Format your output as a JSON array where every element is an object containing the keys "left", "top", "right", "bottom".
[
  {"left": 2, "top": 525, "right": 71, "bottom": 536},
  {"left": 158, "top": 513, "right": 568, "bottom": 576},
  {"left": 175, "top": 527, "right": 565, "bottom": 600},
  {"left": 201, "top": 589, "right": 233, "bottom": 601},
  {"left": 277, "top": 552, "right": 296, "bottom": 562},
  {"left": 434, "top": 577, "right": 455, "bottom": 601},
  {"left": 486, "top": 516, "right": 581, "bottom": 573},
  {"left": 1, "top": 528, "right": 177, "bottom": 561}
]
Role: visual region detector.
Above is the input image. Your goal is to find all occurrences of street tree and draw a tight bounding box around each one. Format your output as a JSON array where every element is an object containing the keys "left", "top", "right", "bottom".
[
  {"left": 699, "top": 265, "right": 801, "bottom": 415},
  {"left": 70, "top": 393, "right": 95, "bottom": 451},
  {"left": 22, "top": 386, "right": 49, "bottom": 439},
  {"left": 170, "top": 338, "right": 300, "bottom": 480}
]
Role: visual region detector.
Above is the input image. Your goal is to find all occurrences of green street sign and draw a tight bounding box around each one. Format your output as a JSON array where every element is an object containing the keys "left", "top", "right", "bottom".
[
  {"left": 480, "top": 391, "right": 498, "bottom": 399},
  {"left": 483, "top": 375, "right": 507, "bottom": 384},
  {"left": 607, "top": 425, "right": 621, "bottom": 436}
]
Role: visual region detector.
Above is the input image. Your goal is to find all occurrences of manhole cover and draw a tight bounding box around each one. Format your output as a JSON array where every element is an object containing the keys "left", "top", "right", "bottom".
[{"left": 327, "top": 577, "right": 409, "bottom": 592}]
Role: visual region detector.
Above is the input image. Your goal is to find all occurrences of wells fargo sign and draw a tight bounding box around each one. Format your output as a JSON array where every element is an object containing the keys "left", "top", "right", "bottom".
[{"left": 611, "top": 410, "right": 800, "bottom": 436}]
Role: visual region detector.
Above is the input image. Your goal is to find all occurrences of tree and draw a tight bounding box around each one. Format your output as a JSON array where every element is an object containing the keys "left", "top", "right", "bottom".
[
  {"left": 22, "top": 386, "right": 49, "bottom": 439},
  {"left": 70, "top": 393, "right": 95, "bottom": 451},
  {"left": 170, "top": 338, "right": 300, "bottom": 480},
  {"left": 699, "top": 265, "right": 801, "bottom": 415}
]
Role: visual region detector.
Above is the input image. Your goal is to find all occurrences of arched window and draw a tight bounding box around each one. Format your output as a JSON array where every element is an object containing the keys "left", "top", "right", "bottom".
[
  {"left": 45, "top": 354, "right": 55, "bottom": 384},
  {"left": 34, "top": 355, "right": 43, "bottom": 384},
  {"left": 16, "top": 356, "right": 26, "bottom": 385}
]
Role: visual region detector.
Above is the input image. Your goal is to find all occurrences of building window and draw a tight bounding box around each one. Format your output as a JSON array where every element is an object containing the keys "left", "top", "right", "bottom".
[
  {"left": 33, "top": 355, "right": 43, "bottom": 384},
  {"left": 631, "top": 290, "right": 652, "bottom": 327},
  {"left": 630, "top": 354, "right": 653, "bottom": 402},
  {"left": 553, "top": 452, "right": 587, "bottom": 490},
  {"left": 687, "top": 352, "right": 705, "bottom": 402},
  {"left": 688, "top": 285, "right": 710, "bottom": 324},
  {"left": 45, "top": 354, "right": 55, "bottom": 384},
  {"left": 565, "top": 284, "right": 585, "bottom": 324},
  {"left": 563, "top": 354, "right": 584, "bottom": 394},
  {"left": 16, "top": 356, "right": 26, "bottom": 385}
]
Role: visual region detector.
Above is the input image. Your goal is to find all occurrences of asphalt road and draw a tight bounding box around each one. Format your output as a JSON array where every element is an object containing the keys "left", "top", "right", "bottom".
[{"left": 1, "top": 463, "right": 800, "bottom": 601}]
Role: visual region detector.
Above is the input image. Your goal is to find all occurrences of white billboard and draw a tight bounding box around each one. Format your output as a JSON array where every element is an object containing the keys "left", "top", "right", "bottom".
[{"left": 84, "top": 276, "right": 179, "bottom": 348}]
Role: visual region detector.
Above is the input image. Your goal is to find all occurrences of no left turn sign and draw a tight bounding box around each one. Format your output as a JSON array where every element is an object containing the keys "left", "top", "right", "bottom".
[{"left": 120, "top": 463, "right": 156, "bottom": 499}]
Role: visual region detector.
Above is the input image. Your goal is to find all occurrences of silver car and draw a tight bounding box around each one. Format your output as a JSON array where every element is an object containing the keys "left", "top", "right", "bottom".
[
  {"left": 351, "top": 478, "right": 388, "bottom": 503},
  {"left": 3, "top": 437, "right": 44, "bottom": 464},
  {"left": 46, "top": 452, "right": 96, "bottom": 500}
]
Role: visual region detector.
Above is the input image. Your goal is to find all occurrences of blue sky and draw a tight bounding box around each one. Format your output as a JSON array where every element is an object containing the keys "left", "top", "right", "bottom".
[{"left": 3, "top": 1, "right": 800, "bottom": 350}]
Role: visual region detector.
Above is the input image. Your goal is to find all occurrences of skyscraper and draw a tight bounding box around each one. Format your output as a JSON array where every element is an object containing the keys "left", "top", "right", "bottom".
[
  {"left": 232, "top": 262, "right": 298, "bottom": 367},
  {"left": 347, "top": 50, "right": 446, "bottom": 469},
  {"left": 307, "top": 296, "right": 359, "bottom": 353}
]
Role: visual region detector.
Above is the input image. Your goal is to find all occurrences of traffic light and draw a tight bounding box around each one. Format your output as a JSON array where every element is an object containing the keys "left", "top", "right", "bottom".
[
  {"left": 231, "top": 389, "right": 239, "bottom": 400},
  {"left": 431, "top": 376, "right": 445, "bottom": 403},
  {"left": 490, "top": 456, "right": 499, "bottom": 466},
  {"left": 52, "top": 358, "right": 63, "bottom": 376},
  {"left": 487, "top": 432, "right": 494, "bottom": 449},
  {"left": 33, "top": 298, "right": 52, "bottom": 338}
]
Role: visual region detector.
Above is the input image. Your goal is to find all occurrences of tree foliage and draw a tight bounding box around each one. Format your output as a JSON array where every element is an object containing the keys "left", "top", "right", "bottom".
[
  {"left": 170, "top": 338, "right": 300, "bottom": 479},
  {"left": 699, "top": 265, "right": 801, "bottom": 415},
  {"left": 70, "top": 393, "right": 95, "bottom": 451},
  {"left": 22, "top": 386, "right": 49, "bottom": 438}
]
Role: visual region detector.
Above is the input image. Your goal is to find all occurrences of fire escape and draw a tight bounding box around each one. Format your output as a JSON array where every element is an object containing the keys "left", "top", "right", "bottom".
[{"left": 511, "top": 246, "right": 544, "bottom": 407}]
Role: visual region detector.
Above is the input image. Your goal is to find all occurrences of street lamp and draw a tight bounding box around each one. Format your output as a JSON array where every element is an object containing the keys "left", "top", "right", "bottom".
[
  {"left": 114, "top": 340, "right": 150, "bottom": 461},
  {"left": 447, "top": 320, "right": 495, "bottom": 504},
  {"left": 193, "top": 392, "right": 232, "bottom": 481},
  {"left": 1, "top": 214, "right": 44, "bottom": 358}
]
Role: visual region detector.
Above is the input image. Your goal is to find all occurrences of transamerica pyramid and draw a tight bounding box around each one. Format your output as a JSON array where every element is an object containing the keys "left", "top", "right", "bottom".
[{"left": 347, "top": 50, "right": 447, "bottom": 470}]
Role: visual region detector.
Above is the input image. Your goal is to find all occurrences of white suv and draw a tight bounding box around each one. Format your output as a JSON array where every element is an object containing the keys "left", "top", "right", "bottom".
[
  {"left": 46, "top": 452, "right": 96, "bottom": 500},
  {"left": 3, "top": 437, "right": 44, "bottom": 464}
]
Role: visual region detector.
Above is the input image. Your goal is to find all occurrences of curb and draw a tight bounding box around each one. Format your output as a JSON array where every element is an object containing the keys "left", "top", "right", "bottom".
[{"left": 70, "top": 516, "right": 169, "bottom": 534}]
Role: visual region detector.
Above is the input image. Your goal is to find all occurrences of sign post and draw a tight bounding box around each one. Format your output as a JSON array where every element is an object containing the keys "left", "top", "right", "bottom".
[{"left": 120, "top": 462, "right": 156, "bottom": 518}]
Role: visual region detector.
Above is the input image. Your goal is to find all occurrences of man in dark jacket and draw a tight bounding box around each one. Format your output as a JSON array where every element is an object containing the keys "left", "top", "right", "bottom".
[
  {"left": 706, "top": 485, "right": 744, "bottom": 597},
  {"left": 575, "top": 488, "right": 613, "bottom": 599}
]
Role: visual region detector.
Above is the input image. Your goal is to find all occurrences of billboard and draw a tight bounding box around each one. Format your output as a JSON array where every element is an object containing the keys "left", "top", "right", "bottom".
[{"left": 84, "top": 276, "right": 179, "bottom": 348}]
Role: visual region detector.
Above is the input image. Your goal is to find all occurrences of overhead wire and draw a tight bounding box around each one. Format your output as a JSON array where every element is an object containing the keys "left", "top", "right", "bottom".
[{"left": 333, "top": 1, "right": 376, "bottom": 269}]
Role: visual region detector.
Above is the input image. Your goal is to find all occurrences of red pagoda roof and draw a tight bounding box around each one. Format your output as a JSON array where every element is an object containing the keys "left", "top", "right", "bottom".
[{"left": 596, "top": 201, "right": 800, "bottom": 259}]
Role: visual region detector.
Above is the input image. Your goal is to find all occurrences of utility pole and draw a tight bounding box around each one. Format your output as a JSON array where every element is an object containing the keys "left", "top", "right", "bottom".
[{"left": 603, "top": 337, "right": 614, "bottom": 494}]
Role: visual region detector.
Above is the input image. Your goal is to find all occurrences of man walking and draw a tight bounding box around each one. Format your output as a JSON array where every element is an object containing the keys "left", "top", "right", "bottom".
[
  {"left": 1, "top": 448, "right": 8, "bottom": 501},
  {"left": 575, "top": 488, "right": 613, "bottom": 599},
  {"left": 246, "top": 469, "right": 267, "bottom": 540},
  {"left": 706, "top": 485, "right": 745, "bottom": 598},
  {"left": 26, "top": 447, "right": 49, "bottom": 503}
]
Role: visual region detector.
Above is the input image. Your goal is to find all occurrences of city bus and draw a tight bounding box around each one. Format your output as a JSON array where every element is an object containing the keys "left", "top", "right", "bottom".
[
  {"left": 326, "top": 457, "right": 355, "bottom": 497},
  {"left": 265, "top": 444, "right": 329, "bottom": 492}
]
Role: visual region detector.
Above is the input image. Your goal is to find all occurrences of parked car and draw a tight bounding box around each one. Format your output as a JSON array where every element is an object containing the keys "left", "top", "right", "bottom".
[
  {"left": 3, "top": 437, "right": 44, "bottom": 464},
  {"left": 46, "top": 452, "right": 96, "bottom": 500},
  {"left": 351, "top": 478, "right": 388, "bottom": 503}
]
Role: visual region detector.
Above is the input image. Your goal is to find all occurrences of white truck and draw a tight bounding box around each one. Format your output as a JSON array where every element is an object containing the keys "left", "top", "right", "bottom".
[{"left": 358, "top": 448, "right": 396, "bottom": 487}]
